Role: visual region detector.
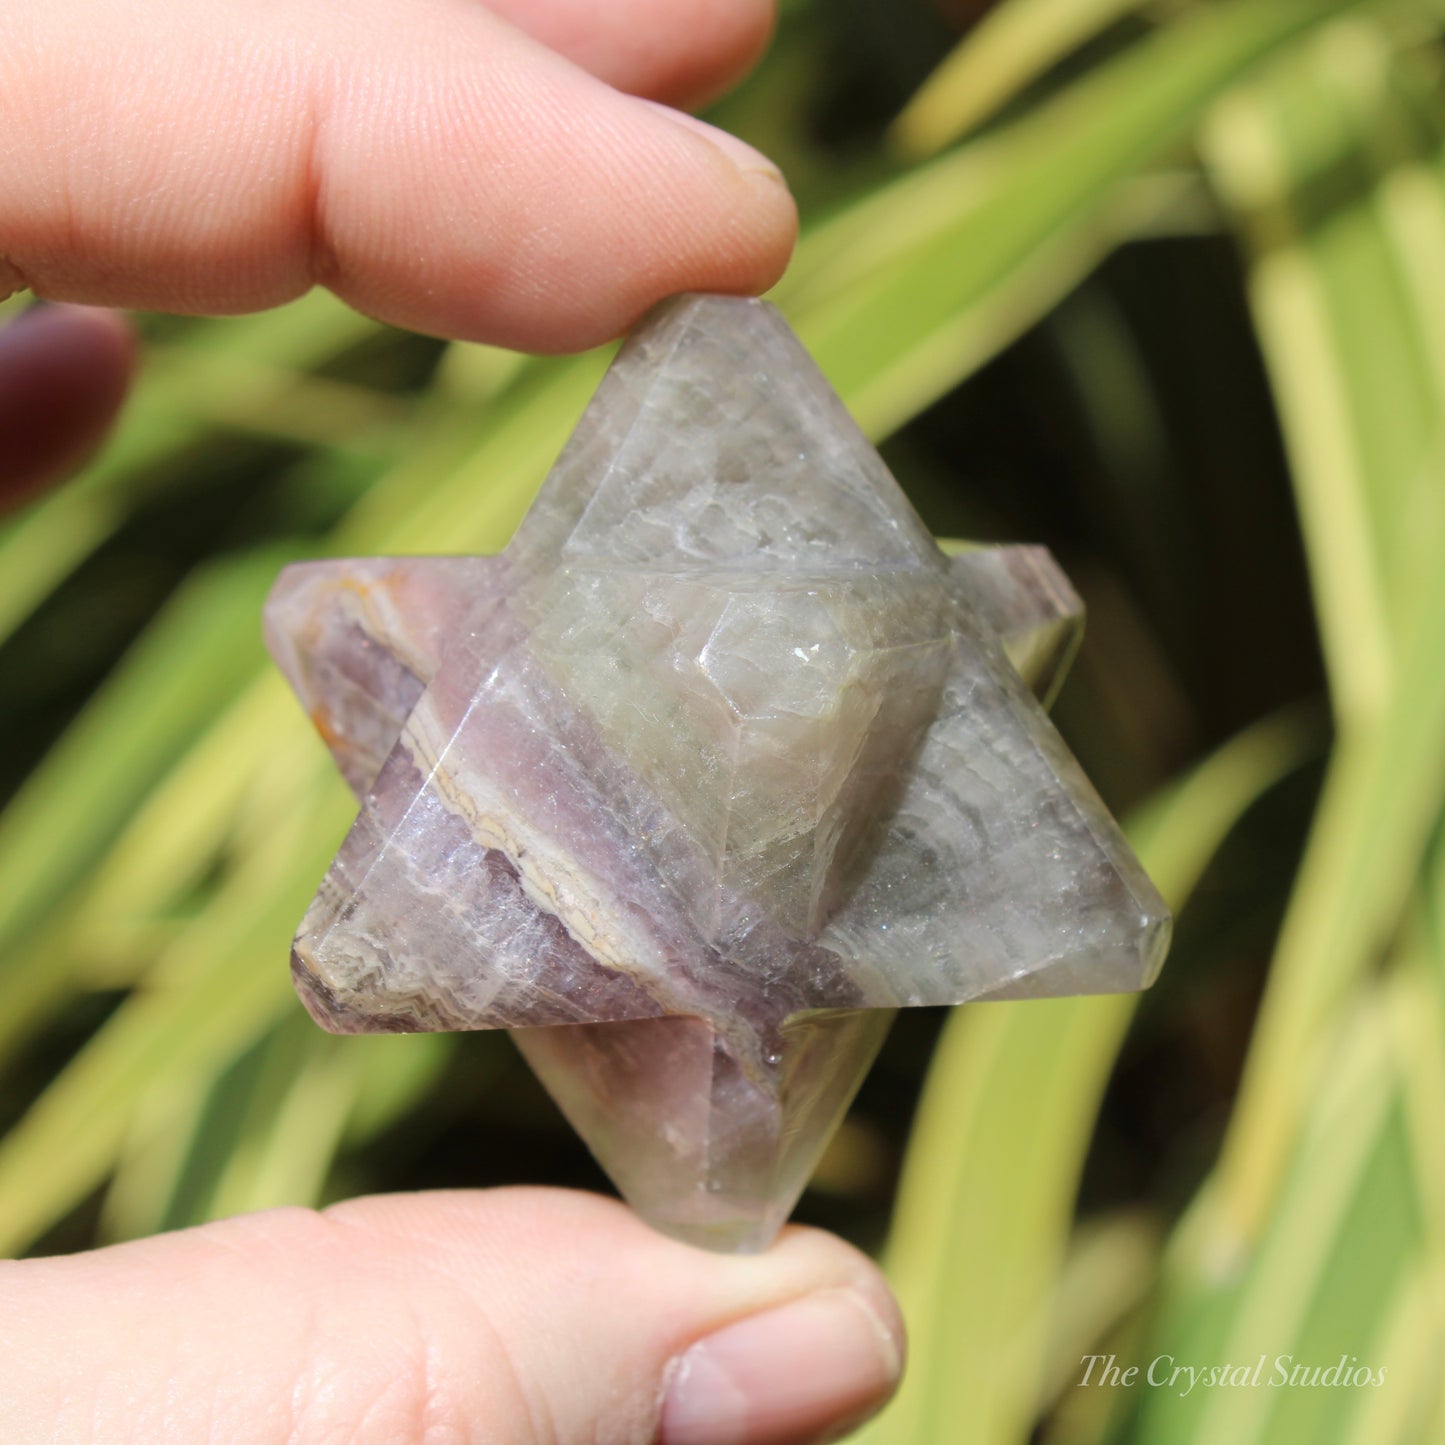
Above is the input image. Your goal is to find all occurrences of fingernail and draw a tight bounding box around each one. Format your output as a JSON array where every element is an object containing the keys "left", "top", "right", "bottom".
[
  {"left": 641, "top": 100, "right": 786, "bottom": 184},
  {"left": 660, "top": 1288, "right": 903, "bottom": 1445}
]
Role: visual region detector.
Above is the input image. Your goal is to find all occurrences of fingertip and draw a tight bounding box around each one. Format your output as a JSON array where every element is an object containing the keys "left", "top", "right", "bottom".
[
  {"left": 767, "top": 1221, "right": 906, "bottom": 1367},
  {"left": 660, "top": 1286, "right": 903, "bottom": 1445},
  {"left": 593, "top": 99, "right": 798, "bottom": 323},
  {"left": 317, "top": 44, "right": 799, "bottom": 352},
  {"left": 520, "top": 104, "right": 799, "bottom": 352},
  {"left": 0, "top": 304, "right": 135, "bottom": 507}
]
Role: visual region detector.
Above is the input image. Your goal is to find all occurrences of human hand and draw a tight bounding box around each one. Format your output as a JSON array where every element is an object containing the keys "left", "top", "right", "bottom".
[{"left": 0, "top": 0, "right": 796, "bottom": 499}]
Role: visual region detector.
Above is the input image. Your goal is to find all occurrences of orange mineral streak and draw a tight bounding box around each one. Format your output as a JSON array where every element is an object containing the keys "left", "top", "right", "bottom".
[
  {"left": 297, "top": 572, "right": 413, "bottom": 756},
  {"left": 309, "top": 705, "right": 344, "bottom": 751}
]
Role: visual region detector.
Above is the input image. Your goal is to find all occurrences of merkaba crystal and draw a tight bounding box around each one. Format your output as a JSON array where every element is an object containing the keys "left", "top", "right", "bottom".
[{"left": 265, "top": 294, "right": 1170, "bottom": 1252}]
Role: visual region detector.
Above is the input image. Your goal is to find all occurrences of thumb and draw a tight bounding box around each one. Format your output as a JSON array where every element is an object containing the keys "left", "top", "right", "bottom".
[{"left": 0, "top": 1187, "right": 904, "bottom": 1444}]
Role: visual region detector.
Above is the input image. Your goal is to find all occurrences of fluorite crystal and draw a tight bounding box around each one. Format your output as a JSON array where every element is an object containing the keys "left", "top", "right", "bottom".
[{"left": 265, "top": 294, "right": 1170, "bottom": 1252}]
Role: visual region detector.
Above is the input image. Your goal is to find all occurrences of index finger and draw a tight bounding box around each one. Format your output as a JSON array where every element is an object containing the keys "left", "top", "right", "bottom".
[{"left": 0, "top": 0, "right": 795, "bottom": 351}]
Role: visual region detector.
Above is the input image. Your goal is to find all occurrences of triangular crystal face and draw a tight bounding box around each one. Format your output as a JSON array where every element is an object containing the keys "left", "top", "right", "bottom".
[
  {"left": 511, "top": 295, "right": 941, "bottom": 572},
  {"left": 513, "top": 1008, "right": 893, "bottom": 1252},
  {"left": 264, "top": 294, "right": 1171, "bottom": 1251}
]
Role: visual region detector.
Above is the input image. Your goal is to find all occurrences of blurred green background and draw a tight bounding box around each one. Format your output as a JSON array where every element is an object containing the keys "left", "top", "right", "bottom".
[{"left": 3, "top": 0, "right": 1444, "bottom": 1441}]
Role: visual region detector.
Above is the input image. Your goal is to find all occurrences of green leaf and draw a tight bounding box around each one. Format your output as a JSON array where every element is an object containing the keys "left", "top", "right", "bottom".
[
  {"left": 0, "top": 779, "right": 354, "bottom": 1255},
  {"left": 892, "top": 0, "right": 1150, "bottom": 156},
  {"left": 1139, "top": 988, "right": 1420, "bottom": 1445},
  {"left": 859, "top": 707, "right": 1318, "bottom": 1445},
  {"left": 1198, "top": 21, "right": 1445, "bottom": 1255},
  {"left": 789, "top": 0, "right": 1370, "bottom": 437},
  {"left": 0, "top": 550, "right": 286, "bottom": 962}
]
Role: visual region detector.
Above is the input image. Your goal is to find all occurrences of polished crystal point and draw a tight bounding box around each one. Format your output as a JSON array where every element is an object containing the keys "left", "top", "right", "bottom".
[{"left": 265, "top": 294, "right": 1170, "bottom": 1251}]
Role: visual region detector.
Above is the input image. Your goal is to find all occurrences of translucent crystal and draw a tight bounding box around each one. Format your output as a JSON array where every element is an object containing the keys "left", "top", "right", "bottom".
[{"left": 265, "top": 294, "right": 1170, "bottom": 1252}]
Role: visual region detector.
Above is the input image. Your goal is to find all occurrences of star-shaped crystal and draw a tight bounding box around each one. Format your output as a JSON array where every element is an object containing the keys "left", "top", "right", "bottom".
[{"left": 265, "top": 294, "right": 1170, "bottom": 1252}]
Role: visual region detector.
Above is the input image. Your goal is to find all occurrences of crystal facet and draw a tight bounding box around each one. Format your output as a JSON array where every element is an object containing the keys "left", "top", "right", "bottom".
[{"left": 265, "top": 294, "right": 1171, "bottom": 1252}]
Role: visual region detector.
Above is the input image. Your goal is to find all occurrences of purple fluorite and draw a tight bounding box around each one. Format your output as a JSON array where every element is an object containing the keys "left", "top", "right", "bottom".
[{"left": 265, "top": 294, "right": 1169, "bottom": 1251}]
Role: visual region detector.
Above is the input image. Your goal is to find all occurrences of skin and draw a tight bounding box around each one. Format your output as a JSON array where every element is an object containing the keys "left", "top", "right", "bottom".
[
  {"left": 0, "top": 3, "right": 905, "bottom": 1440},
  {"left": 1, "top": 0, "right": 795, "bottom": 495},
  {"left": 0, "top": 1190, "right": 902, "bottom": 1443}
]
